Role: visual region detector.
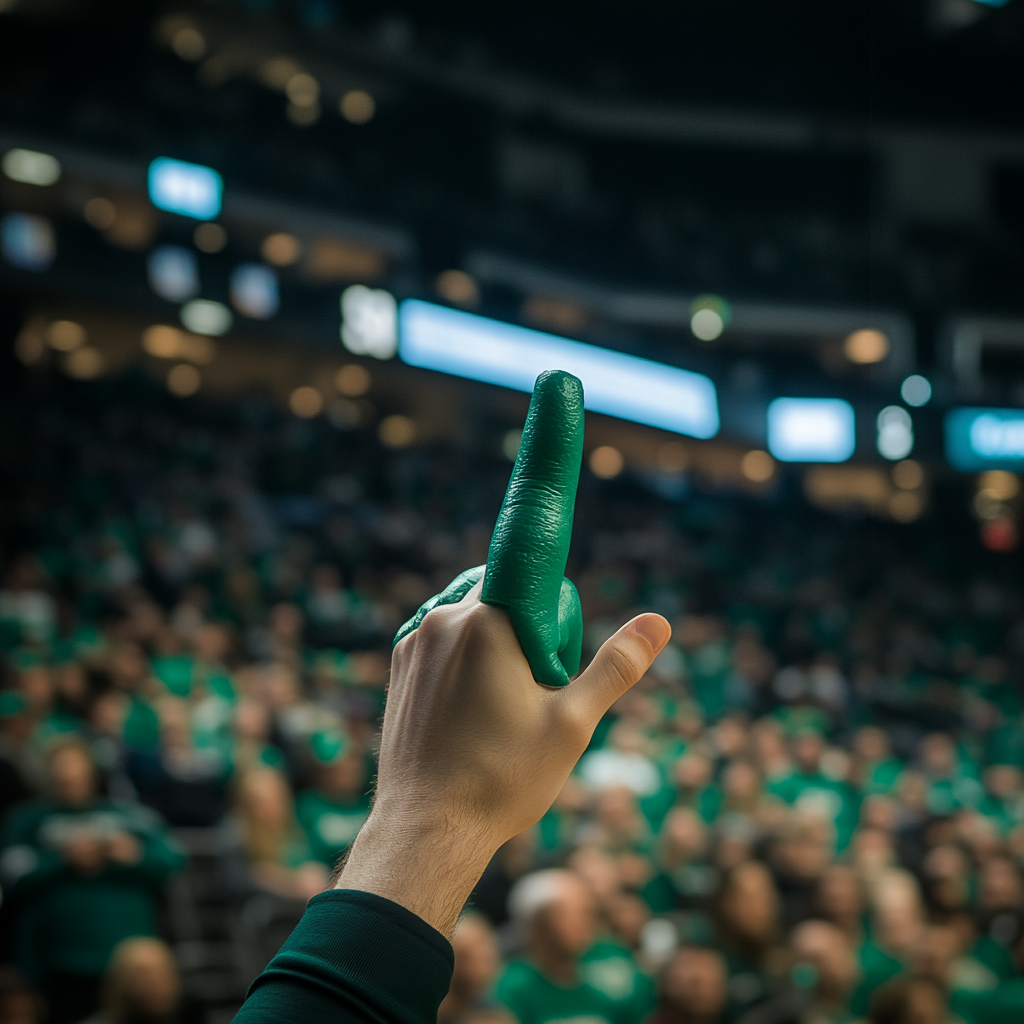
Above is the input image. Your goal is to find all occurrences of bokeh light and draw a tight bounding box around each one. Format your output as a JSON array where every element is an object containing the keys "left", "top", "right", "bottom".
[
  {"left": 167, "top": 363, "right": 201, "bottom": 396},
  {"left": 844, "top": 329, "right": 890, "bottom": 365},
  {"left": 290, "top": 386, "right": 324, "bottom": 418},
  {"left": 336, "top": 364, "right": 371, "bottom": 397},
  {"left": 379, "top": 414, "right": 416, "bottom": 448},
  {"left": 590, "top": 445, "right": 624, "bottom": 479},
  {"left": 741, "top": 450, "right": 775, "bottom": 483}
]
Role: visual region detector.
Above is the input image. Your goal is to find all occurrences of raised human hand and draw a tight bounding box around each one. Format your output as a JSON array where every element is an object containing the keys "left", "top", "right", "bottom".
[{"left": 339, "top": 371, "right": 671, "bottom": 936}]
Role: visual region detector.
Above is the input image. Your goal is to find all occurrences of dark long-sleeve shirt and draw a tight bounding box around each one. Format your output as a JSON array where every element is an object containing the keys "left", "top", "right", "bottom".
[{"left": 233, "top": 889, "right": 454, "bottom": 1024}]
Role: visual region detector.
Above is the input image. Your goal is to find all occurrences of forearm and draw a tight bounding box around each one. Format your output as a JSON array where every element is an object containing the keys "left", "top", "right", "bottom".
[{"left": 336, "top": 809, "right": 497, "bottom": 938}]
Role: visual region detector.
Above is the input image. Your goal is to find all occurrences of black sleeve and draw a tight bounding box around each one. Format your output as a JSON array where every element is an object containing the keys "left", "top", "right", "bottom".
[{"left": 233, "top": 889, "right": 455, "bottom": 1024}]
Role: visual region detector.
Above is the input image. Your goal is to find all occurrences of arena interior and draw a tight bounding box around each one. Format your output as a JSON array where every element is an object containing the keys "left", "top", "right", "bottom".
[{"left": 1, "top": 2, "right": 1024, "bottom": 1023}]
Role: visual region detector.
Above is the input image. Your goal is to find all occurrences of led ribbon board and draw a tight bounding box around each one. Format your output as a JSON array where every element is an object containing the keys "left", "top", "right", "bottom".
[
  {"left": 398, "top": 300, "right": 720, "bottom": 439},
  {"left": 946, "top": 408, "right": 1024, "bottom": 472},
  {"left": 767, "top": 398, "right": 856, "bottom": 463}
]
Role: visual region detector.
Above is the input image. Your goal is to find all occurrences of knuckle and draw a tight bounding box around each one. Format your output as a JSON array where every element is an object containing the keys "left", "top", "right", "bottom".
[{"left": 605, "top": 642, "right": 643, "bottom": 687}]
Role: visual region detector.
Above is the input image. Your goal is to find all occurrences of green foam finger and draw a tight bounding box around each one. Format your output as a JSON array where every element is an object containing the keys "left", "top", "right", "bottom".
[
  {"left": 393, "top": 565, "right": 484, "bottom": 648},
  {"left": 482, "top": 370, "right": 585, "bottom": 686}
]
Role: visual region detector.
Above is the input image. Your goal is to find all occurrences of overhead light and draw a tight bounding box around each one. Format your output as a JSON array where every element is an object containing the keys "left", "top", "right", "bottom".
[
  {"left": 768, "top": 398, "right": 856, "bottom": 463},
  {"left": 436, "top": 269, "right": 480, "bottom": 307},
  {"left": 336, "top": 364, "right": 371, "bottom": 396},
  {"left": 900, "top": 374, "right": 932, "bottom": 407},
  {"left": 286, "top": 73, "right": 319, "bottom": 107},
  {"left": 399, "top": 300, "right": 720, "bottom": 440},
  {"left": 3, "top": 148, "right": 61, "bottom": 186},
  {"left": 341, "top": 285, "right": 398, "bottom": 359},
  {"left": 230, "top": 264, "right": 279, "bottom": 319},
  {"left": 261, "top": 232, "right": 301, "bottom": 267},
  {"left": 148, "top": 157, "right": 223, "bottom": 220},
  {"left": 877, "top": 406, "right": 914, "bottom": 461},
  {"left": 340, "top": 90, "right": 375, "bottom": 124},
  {"left": 290, "top": 386, "right": 324, "bottom": 418},
  {"left": 378, "top": 415, "right": 415, "bottom": 448},
  {"left": 46, "top": 320, "right": 86, "bottom": 352},
  {"left": 1, "top": 212, "right": 55, "bottom": 271},
  {"left": 170, "top": 26, "right": 206, "bottom": 61},
  {"left": 167, "top": 363, "right": 201, "bottom": 397},
  {"left": 689, "top": 296, "right": 730, "bottom": 341},
  {"left": 844, "top": 329, "right": 889, "bottom": 365},
  {"left": 590, "top": 446, "right": 624, "bottom": 479},
  {"left": 149, "top": 246, "right": 199, "bottom": 302},
  {"left": 64, "top": 347, "right": 104, "bottom": 380},
  {"left": 741, "top": 450, "right": 775, "bottom": 483},
  {"left": 180, "top": 299, "right": 232, "bottom": 336}
]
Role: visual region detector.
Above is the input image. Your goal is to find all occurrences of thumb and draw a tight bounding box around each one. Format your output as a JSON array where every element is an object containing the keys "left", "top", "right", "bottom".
[{"left": 561, "top": 613, "right": 671, "bottom": 726}]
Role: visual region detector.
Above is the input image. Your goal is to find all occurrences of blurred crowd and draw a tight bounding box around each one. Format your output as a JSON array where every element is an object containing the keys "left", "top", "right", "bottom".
[{"left": 2, "top": 372, "right": 1024, "bottom": 1024}]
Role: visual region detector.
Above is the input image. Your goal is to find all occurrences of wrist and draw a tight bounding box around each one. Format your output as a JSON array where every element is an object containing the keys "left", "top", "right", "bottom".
[{"left": 336, "top": 808, "right": 499, "bottom": 938}]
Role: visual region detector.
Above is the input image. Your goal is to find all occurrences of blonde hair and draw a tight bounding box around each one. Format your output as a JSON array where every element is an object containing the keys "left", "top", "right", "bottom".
[{"left": 233, "top": 767, "right": 302, "bottom": 866}]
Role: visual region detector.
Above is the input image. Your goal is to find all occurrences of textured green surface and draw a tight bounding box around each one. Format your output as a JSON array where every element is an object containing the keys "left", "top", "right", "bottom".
[{"left": 394, "top": 370, "right": 584, "bottom": 686}]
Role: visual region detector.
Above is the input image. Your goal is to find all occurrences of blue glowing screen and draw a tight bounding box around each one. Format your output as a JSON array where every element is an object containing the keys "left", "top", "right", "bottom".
[
  {"left": 767, "top": 398, "right": 856, "bottom": 463},
  {"left": 148, "top": 158, "right": 222, "bottom": 220},
  {"left": 398, "top": 300, "right": 719, "bottom": 439},
  {"left": 946, "top": 408, "right": 1024, "bottom": 472}
]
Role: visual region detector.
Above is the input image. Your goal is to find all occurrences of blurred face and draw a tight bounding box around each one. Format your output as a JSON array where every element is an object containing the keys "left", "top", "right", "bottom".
[
  {"left": 818, "top": 866, "right": 862, "bottom": 921},
  {"left": 597, "top": 786, "right": 639, "bottom": 831},
  {"left": 450, "top": 916, "right": 500, "bottom": 996},
  {"left": 720, "top": 862, "right": 778, "bottom": 942},
  {"left": 901, "top": 982, "right": 947, "bottom": 1024},
  {"left": 662, "top": 950, "right": 727, "bottom": 1018},
  {"left": 911, "top": 926, "right": 959, "bottom": 984},
  {"left": 854, "top": 726, "right": 889, "bottom": 762},
  {"left": 49, "top": 746, "right": 97, "bottom": 807},
  {"left": 723, "top": 761, "right": 760, "bottom": 805},
  {"left": 536, "top": 877, "right": 597, "bottom": 956},
  {"left": 233, "top": 698, "right": 270, "bottom": 741},
  {"left": 320, "top": 754, "right": 366, "bottom": 800},
  {"left": 243, "top": 772, "right": 291, "bottom": 827},
  {"left": 663, "top": 808, "right": 707, "bottom": 860},
  {"left": 791, "top": 921, "right": 858, "bottom": 999},
  {"left": 676, "top": 753, "right": 712, "bottom": 790},
  {"left": 792, "top": 733, "right": 824, "bottom": 773},
  {"left": 919, "top": 734, "right": 955, "bottom": 777},
  {"left": 118, "top": 943, "right": 180, "bottom": 1017},
  {"left": 979, "top": 857, "right": 1023, "bottom": 911}
]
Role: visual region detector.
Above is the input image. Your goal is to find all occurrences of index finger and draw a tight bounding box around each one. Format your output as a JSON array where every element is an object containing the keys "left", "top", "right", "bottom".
[{"left": 482, "top": 370, "right": 583, "bottom": 679}]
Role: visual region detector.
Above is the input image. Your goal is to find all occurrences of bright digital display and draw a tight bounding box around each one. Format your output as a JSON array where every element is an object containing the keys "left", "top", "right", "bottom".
[
  {"left": 398, "top": 300, "right": 719, "bottom": 439},
  {"left": 148, "top": 157, "right": 222, "bottom": 220},
  {"left": 767, "top": 398, "right": 856, "bottom": 463},
  {"left": 946, "top": 408, "right": 1024, "bottom": 471}
]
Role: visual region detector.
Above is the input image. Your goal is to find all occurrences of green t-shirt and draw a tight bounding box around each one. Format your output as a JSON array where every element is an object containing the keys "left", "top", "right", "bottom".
[
  {"left": 580, "top": 939, "right": 655, "bottom": 1023},
  {"left": 296, "top": 790, "right": 370, "bottom": 867},
  {"left": 767, "top": 771, "right": 859, "bottom": 849},
  {"left": 496, "top": 958, "right": 626, "bottom": 1024}
]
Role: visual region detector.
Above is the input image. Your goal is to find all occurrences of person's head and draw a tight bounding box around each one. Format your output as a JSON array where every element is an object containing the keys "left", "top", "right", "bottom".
[
  {"left": 594, "top": 785, "right": 643, "bottom": 838},
  {"left": 659, "top": 808, "right": 708, "bottom": 866},
  {"left": 868, "top": 976, "right": 947, "bottom": 1024},
  {"left": 233, "top": 697, "right": 271, "bottom": 742},
  {"left": 792, "top": 730, "right": 825, "bottom": 774},
  {"left": 567, "top": 845, "right": 621, "bottom": 908},
  {"left": 509, "top": 869, "right": 598, "bottom": 960},
  {"left": 448, "top": 914, "right": 501, "bottom": 1001},
  {"left": 0, "top": 967, "right": 42, "bottom": 1024},
  {"left": 790, "top": 920, "right": 859, "bottom": 1005},
  {"left": 607, "top": 892, "right": 651, "bottom": 950},
  {"left": 910, "top": 923, "right": 962, "bottom": 986},
  {"left": 102, "top": 937, "right": 180, "bottom": 1024},
  {"left": 722, "top": 760, "right": 762, "bottom": 812},
  {"left": 46, "top": 736, "right": 98, "bottom": 807},
  {"left": 234, "top": 768, "right": 297, "bottom": 862},
  {"left": 854, "top": 726, "right": 890, "bottom": 762},
  {"left": 317, "top": 750, "right": 367, "bottom": 802},
  {"left": 675, "top": 752, "right": 713, "bottom": 791},
  {"left": 715, "top": 860, "right": 780, "bottom": 948},
  {"left": 871, "top": 870, "right": 925, "bottom": 955},
  {"left": 658, "top": 946, "right": 728, "bottom": 1022},
  {"left": 918, "top": 733, "right": 956, "bottom": 778},
  {"left": 977, "top": 855, "right": 1023, "bottom": 913},
  {"left": 816, "top": 864, "right": 864, "bottom": 926}
]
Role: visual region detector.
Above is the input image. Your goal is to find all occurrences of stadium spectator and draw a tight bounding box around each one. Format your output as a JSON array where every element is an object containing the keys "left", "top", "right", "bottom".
[
  {"left": 76, "top": 937, "right": 181, "bottom": 1024},
  {"left": 0, "top": 738, "right": 184, "bottom": 1024}
]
